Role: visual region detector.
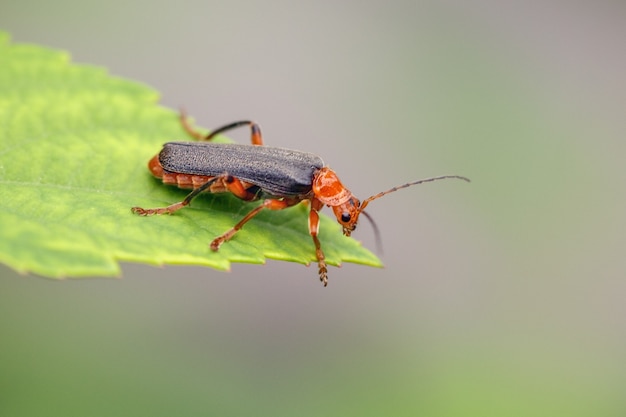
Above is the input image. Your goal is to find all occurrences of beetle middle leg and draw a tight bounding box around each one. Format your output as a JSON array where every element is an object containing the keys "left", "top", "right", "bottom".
[
  {"left": 210, "top": 197, "right": 302, "bottom": 250},
  {"left": 202, "top": 195, "right": 330, "bottom": 286},
  {"left": 180, "top": 110, "right": 263, "bottom": 145}
]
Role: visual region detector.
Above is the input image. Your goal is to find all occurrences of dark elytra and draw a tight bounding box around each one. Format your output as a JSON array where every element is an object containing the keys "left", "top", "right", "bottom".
[{"left": 159, "top": 142, "right": 325, "bottom": 197}]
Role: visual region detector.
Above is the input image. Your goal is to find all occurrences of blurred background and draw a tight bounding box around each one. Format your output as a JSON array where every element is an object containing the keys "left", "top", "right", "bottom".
[{"left": 1, "top": 0, "right": 625, "bottom": 416}]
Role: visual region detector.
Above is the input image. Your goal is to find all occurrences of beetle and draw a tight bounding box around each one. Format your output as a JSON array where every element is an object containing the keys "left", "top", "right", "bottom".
[{"left": 132, "top": 111, "right": 470, "bottom": 286}]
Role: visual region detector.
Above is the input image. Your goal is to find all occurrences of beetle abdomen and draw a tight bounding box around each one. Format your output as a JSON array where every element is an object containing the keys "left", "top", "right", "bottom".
[{"left": 159, "top": 142, "right": 325, "bottom": 196}]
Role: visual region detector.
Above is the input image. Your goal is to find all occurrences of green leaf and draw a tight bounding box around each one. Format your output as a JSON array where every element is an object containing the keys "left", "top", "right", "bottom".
[{"left": 0, "top": 32, "right": 381, "bottom": 280}]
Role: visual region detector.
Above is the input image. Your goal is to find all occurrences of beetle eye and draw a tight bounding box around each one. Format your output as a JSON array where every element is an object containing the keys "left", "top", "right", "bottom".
[{"left": 341, "top": 212, "right": 351, "bottom": 223}]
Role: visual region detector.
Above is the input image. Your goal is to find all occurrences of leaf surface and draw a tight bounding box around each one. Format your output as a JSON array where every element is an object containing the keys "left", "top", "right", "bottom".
[{"left": 0, "top": 32, "right": 381, "bottom": 279}]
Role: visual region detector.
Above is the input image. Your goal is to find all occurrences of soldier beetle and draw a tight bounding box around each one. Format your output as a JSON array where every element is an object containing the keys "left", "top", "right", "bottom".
[{"left": 132, "top": 111, "right": 469, "bottom": 286}]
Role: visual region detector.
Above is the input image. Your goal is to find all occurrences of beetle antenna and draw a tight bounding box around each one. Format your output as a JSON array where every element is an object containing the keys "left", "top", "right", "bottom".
[
  {"left": 359, "top": 175, "right": 470, "bottom": 212},
  {"left": 361, "top": 210, "right": 383, "bottom": 254}
]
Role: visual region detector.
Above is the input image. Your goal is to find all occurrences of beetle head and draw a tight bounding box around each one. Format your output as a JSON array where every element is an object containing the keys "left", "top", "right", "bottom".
[
  {"left": 330, "top": 197, "right": 361, "bottom": 236},
  {"left": 314, "top": 167, "right": 470, "bottom": 244},
  {"left": 312, "top": 167, "right": 363, "bottom": 236}
]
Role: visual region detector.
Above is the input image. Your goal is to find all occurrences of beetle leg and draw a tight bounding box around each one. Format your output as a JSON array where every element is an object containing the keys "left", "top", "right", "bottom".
[
  {"left": 180, "top": 110, "right": 263, "bottom": 145},
  {"left": 131, "top": 177, "right": 219, "bottom": 216},
  {"left": 308, "top": 198, "right": 328, "bottom": 287},
  {"left": 224, "top": 175, "right": 260, "bottom": 201},
  {"left": 210, "top": 198, "right": 300, "bottom": 250}
]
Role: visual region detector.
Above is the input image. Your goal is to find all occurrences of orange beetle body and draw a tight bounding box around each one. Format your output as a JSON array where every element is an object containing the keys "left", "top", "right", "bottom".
[{"left": 132, "top": 111, "right": 469, "bottom": 286}]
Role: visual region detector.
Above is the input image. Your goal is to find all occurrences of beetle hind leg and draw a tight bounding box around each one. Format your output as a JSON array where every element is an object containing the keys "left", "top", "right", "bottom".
[
  {"left": 180, "top": 110, "right": 264, "bottom": 145},
  {"left": 132, "top": 178, "right": 218, "bottom": 216},
  {"left": 132, "top": 201, "right": 186, "bottom": 216}
]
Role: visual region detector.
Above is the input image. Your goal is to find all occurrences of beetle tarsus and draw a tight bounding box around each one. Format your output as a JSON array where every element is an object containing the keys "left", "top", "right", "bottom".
[
  {"left": 131, "top": 201, "right": 186, "bottom": 216},
  {"left": 210, "top": 237, "right": 224, "bottom": 251},
  {"left": 319, "top": 264, "right": 328, "bottom": 287},
  {"left": 131, "top": 206, "right": 160, "bottom": 216}
]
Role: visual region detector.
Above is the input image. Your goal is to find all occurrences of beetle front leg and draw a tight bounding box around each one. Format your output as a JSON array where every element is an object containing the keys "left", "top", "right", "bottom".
[
  {"left": 308, "top": 198, "right": 328, "bottom": 287},
  {"left": 180, "top": 110, "right": 263, "bottom": 145}
]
